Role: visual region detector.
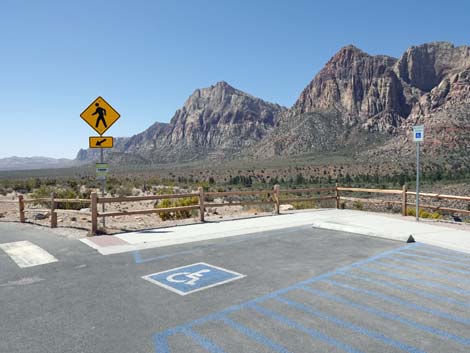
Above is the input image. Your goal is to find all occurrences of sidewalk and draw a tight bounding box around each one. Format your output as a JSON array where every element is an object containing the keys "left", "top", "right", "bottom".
[
  {"left": 309, "top": 209, "right": 470, "bottom": 254},
  {"left": 80, "top": 209, "right": 470, "bottom": 255}
]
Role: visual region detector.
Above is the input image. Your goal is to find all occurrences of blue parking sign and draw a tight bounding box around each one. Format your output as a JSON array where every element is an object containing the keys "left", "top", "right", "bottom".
[{"left": 142, "top": 263, "right": 245, "bottom": 295}]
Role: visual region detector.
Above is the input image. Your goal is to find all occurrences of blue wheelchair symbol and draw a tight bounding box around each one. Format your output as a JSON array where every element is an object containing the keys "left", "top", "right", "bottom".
[
  {"left": 415, "top": 132, "right": 422, "bottom": 138},
  {"left": 142, "top": 263, "right": 245, "bottom": 295}
]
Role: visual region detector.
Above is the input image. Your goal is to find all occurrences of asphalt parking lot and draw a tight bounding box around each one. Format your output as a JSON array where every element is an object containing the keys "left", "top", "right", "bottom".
[{"left": 1, "top": 222, "right": 469, "bottom": 353}]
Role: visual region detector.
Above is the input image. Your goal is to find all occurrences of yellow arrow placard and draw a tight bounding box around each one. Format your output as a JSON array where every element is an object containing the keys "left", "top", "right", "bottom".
[
  {"left": 89, "top": 136, "right": 114, "bottom": 149},
  {"left": 80, "top": 96, "right": 120, "bottom": 135}
]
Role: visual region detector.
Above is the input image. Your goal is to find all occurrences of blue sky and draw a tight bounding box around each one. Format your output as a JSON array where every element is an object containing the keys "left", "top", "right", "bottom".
[{"left": 0, "top": 0, "right": 468, "bottom": 159}]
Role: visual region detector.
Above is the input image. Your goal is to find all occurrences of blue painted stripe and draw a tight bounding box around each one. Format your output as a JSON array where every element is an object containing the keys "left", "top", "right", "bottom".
[
  {"left": 221, "top": 316, "right": 293, "bottom": 353},
  {"left": 154, "top": 332, "right": 171, "bottom": 353},
  {"left": 362, "top": 266, "right": 470, "bottom": 296},
  {"left": 276, "top": 296, "right": 426, "bottom": 353},
  {"left": 152, "top": 243, "right": 418, "bottom": 351},
  {"left": 249, "top": 303, "right": 364, "bottom": 353},
  {"left": 397, "top": 251, "right": 470, "bottom": 269},
  {"left": 347, "top": 271, "right": 470, "bottom": 309},
  {"left": 288, "top": 243, "right": 420, "bottom": 291},
  {"left": 133, "top": 250, "right": 143, "bottom": 264},
  {"left": 325, "top": 279, "right": 470, "bottom": 325},
  {"left": 301, "top": 286, "right": 470, "bottom": 346},
  {"left": 406, "top": 248, "right": 470, "bottom": 262},
  {"left": 378, "top": 260, "right": 470, "bottom": 282},
  {"left": 181, "top": 328, "right": 227, "bottom": 353}
]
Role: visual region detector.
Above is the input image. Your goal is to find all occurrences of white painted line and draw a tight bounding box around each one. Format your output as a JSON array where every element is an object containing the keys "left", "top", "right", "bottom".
[{"left": 0, "top": 241, "right": 58, "bottom": 268}]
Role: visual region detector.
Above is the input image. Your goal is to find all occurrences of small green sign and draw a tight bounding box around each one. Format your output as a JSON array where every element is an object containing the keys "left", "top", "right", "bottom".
[{"left": 96, "top": 163, "right": 109, "bottom": 180}]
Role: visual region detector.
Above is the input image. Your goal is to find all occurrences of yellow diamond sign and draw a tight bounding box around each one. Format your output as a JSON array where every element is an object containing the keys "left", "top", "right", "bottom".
[{"left": 80, "top": 96, "right": 120, "bottom": 135}]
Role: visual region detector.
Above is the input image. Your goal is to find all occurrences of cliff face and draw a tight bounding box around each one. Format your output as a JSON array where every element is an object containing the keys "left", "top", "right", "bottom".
[
  {"left": 161, "top": 81, "right": 286, "bottom": 160},
  {"left": 395, "top": 42, "right": 470, "bottom": 92},
  {"left": 293, "top": 45, "right": 410, "bottom": 132}
]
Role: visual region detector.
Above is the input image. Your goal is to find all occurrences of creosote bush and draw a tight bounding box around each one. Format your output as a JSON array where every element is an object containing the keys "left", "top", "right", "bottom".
[
  {"left": 406, "top": 208, "right": 442, "bottom": 219},
  {"left": 352, "top": 200, "right": 364, "bottom": 210},
  {"left": 30, "top": 186, "right": 88, "bottom": 210},
  {"left": 156, "top": 196, "right": 198, "bottom": 221}
]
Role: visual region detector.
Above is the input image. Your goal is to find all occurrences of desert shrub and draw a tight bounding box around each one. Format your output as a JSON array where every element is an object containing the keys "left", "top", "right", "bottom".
[
  {"left": 112, "top": 185, "right": 133, "bottom": 197},
  {"left": 352, "top": 200, "right": 364, "bottom": 210},
  {"left": 30, "top": 186, "right": 87, "bottom": 210},
  {"left": 242, "top": 203, "right": 274, "bottom": 213},
  {"left": 292, "top": 200, "right": 317, "bottom": 210},
  {"left": 156, "top": 196, "right": 198, "bottom": 221},
  {"left": 406, "top": 208, "right": 442, "bottom": 219}
]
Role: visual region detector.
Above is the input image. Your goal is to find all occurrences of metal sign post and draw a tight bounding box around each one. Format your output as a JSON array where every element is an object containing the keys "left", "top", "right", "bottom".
[
  {"left": 95, "top": 161, "right": 109, "bottom": 228},
  {"left": 100, "top": 148, "right": 106, "bottom": 228},
  {"left": 412, "top": 125, "right": 424, "bottom": 222}
]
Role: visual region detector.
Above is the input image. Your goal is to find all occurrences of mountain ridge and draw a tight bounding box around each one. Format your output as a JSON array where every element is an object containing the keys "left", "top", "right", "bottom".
[{"left": 76, "top": 41, "right": 470, "bottom": 172}]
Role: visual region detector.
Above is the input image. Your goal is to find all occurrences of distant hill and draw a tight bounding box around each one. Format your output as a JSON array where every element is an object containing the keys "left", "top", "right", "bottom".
[
  {"left": 0, "top": 156, "right": 80, "bottom": 171},
  {"left": 76, "top": 42, "right": 470, "bottom": 173}
]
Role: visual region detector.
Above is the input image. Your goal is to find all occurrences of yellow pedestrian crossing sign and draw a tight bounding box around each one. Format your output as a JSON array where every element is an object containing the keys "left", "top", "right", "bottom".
[
  {"left": 80, "top": 96, "right": 120, "bottom": 135},
  {"left": 89, "top": 136, "right": 114, "bottom": 148}
]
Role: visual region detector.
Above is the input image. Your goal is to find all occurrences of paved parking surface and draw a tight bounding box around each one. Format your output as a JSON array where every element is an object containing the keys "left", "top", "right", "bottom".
[
  {"left": 1, "top": 222, "right": 469, "bottom": 353},
  {"left": 154, "top": 243, "right": 470, "bottom": 353}
]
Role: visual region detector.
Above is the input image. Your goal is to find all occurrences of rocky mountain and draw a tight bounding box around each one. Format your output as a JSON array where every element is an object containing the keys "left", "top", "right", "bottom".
[
  {"left": 293, "top": 45, "right": 410, "bottom": 131},
  {"left": 365, "top": 42, "right": 470, "bottom": 166},
  {"left": 253, "top": 42, "right": 470, "bottom": 165},
  {"left": 0, "top": 156, "right": 79, "bottom": 171},
  {"left": 77, "top": 42, "right": 470, "bottom": 171},
  {"left": 77, "top": 81, "right": 286, "bottom": 163}
]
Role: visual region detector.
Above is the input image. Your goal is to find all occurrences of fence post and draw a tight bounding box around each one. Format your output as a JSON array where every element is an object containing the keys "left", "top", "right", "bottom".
[
  {"left": 18, "top": 194, "right": 25, "bottom": 223},
  {"left": 50, "top": 192, "right": 57, "bottom": 228},
  {"left": 274, "top": 184, "right": 280, "bottom": 215},
  {"left": 90, "top": 192, "right": 98, "bottom": 235},
  {"left": 198, "top": 187, "right": 205, "bottom": 222},
  {"left": 335, "top": 183, "right": 340, "bottom": 209},
  {"left": 402, "top": 184, "right": 408, "bottom": 216}
]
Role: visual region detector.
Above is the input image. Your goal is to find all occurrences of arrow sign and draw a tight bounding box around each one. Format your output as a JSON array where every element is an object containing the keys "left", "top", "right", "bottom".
[
  {"left": 89, "top": 136, "right": 114, "bottom": 149},
  {"left": 96, "top": 138, "right": 107, "bottom": 146}
]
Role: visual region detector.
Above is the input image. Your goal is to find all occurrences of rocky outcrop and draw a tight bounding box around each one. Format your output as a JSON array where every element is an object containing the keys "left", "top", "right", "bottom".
[
  {"left": 160, "top": 81, "right": 286, "bottom": 160},
  {"left": 293, "top": 45, "right": 410, "bottom": 132},
  {"left": 395, "top": 42, "right": 470, "bottom": 92}
]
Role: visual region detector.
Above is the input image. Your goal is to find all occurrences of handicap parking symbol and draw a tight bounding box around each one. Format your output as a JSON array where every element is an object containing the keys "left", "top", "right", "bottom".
[{"left": 142, "top": 263, "right": 245, "bottom": 296}]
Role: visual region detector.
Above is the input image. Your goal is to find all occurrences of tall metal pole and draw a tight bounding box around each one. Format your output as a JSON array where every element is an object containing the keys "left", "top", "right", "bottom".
[
  {"left": 100, "top": 147, "right": 106, "bottom": 228},
  {"left": 415, "top": 142, "right": 420, "bottom": 222}
]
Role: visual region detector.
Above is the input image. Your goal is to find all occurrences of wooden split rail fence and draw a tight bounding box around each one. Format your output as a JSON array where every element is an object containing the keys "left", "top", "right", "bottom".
[{"left": 7, "top": 184, "right": 470, "bottom": 235}]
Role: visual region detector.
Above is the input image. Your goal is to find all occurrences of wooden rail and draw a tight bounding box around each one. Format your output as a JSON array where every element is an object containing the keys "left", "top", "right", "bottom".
[
  {"left": 15, "top": 193, "right": 89, "bottom": 228},
  {"left": 98, "top": 193, "right": 197, "bottom": 203},
  {"left": 281, "top": 187, "right": 335, "bottom": 193},
  {"left": 86, "top": 185, "right": 335, "bottom": 235},
  {"left": 406, "top": 192, "right": 470, "bottom": 202},
  {"left": 338, "top": 187, "right": 402, "bottom": 195},
  {"left": 99, "top": 205, "right": 200, "bottom": 217},
  {"left": 6, "top": 183, "right": 469, "bottom": 236},
  {"left": 405, "top": 203, "right": 470, "bottom": 215}
]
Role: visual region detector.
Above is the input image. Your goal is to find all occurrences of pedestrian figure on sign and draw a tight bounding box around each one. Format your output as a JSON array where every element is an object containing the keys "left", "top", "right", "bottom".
[{"left": 92, "top": 103, "right": 107, "bottom": 128}]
